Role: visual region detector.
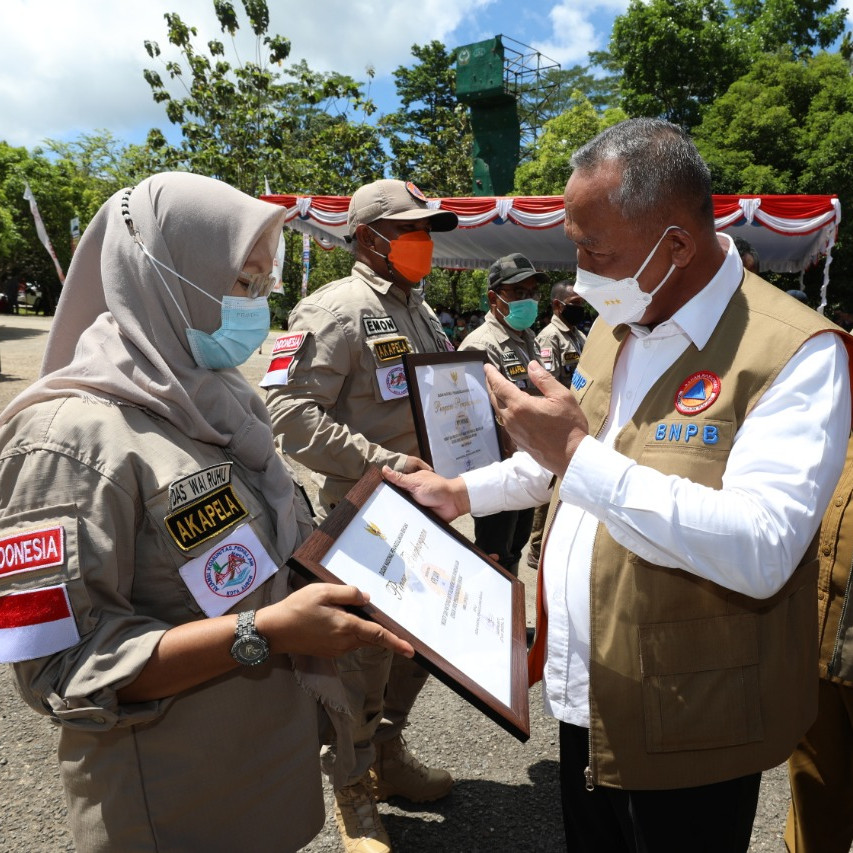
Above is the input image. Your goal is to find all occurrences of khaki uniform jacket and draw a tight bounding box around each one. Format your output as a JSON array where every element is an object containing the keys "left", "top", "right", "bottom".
[
  {"left": 265, "top": 262, "right": 453, "bottom": 514},
  {"left": 0, "top": 398, "right": 321, "bottom": 852},
  {"left": 536, "top": 314, "right": 586, "bottom": 388},
  {"left": 458, "top": 310, "right": 542, "bottom": 392},
  {"left": 816, "top": 435, "right": 853, "bottom": 686},
  {"left": 529, "top": 272, "right": 853, "bottom": 790}
]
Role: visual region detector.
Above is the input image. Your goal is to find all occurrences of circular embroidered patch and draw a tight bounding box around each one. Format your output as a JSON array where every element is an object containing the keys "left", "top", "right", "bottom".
[
  {"left": 385, "top": 365, "right": 409, "bottom": 397},
  {"left": 674, "top": 371, "right": 721, "bottom": 415},
  {"left": 405, "top": 181, "right": 428, "bottom": 202},
  {"left": 204, "top": 542, "right": 257, "bottom": 598}
]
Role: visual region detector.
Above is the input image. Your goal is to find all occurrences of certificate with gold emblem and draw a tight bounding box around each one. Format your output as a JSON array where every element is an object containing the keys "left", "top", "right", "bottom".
[
  {"left": 402, "top": 351, "right": 503, "bottom": 479},
  {"left": 289, "top": 467, "right": 530, "bottom": 741}
]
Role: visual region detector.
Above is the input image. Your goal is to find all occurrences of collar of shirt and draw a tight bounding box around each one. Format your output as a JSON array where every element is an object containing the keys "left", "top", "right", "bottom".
[
  {"left": 627, "top": 233, "right": 743, "bottom": 350},
  {"left": 353, "top": 260, "right": 424, "bottom": 308}
]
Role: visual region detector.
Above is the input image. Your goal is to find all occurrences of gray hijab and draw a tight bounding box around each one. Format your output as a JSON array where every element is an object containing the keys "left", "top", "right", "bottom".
[{"left": 1, "top": 171, "right": 301, "bottom": 557}]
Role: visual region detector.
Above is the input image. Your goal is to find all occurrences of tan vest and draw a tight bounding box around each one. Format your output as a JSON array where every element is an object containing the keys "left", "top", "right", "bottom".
[{"left": 529, "top": 272, "right": 853, "bottom": 790}]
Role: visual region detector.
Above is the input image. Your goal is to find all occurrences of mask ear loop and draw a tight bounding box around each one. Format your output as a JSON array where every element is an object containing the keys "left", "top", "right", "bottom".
[{"left": 120, "top": 186, "right": 220, "bottom": 330}]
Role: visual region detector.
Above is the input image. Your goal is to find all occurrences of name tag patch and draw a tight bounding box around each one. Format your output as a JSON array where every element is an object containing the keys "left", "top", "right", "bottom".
[
  {"left": 376, "top": 364, "right": 409, "bottom": 400},
  {"left": 179, "top": 524, "right": 277, "bottom": 616},
  {"left": 169, "top": 463, "right": 233, "bottom": 510},
  {"left": 373, "top": 336, "right": 411, "bottom": 362},
  {"left": 364, "top": 316, "right": 398, "bottom": 336},
  {"left": 165, "top": 484, "right": 248, "bottom": 551},
  {"left": 0, "top": 525, "right": 65, "bottom": 579},
  {"left": 675, "top": 371, "right": 721, "bottom": 415}
]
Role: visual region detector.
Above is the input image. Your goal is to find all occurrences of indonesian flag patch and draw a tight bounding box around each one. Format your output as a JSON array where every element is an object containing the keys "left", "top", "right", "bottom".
[
  {"left": 0, "top": 584, "right": 80, "bottom": 663},
  {"left": 259, "top": 332, "right": 306, "bottom": 388}
]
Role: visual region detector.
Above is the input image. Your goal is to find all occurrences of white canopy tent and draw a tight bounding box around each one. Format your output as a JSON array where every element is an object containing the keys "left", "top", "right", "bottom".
[{"left": 262, "top": 193, "right": 842, "bottom": 309}]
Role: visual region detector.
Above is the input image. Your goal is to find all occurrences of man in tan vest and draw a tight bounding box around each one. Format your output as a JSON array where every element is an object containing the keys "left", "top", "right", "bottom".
[
  {"left": 263, "top": 179, "right": 457, "bottom": 853},
  {"left": 386, "top": 118, "right": 853, "bottom": 852}
]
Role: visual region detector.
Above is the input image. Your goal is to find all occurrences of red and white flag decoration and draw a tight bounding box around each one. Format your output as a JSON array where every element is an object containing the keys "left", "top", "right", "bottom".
[
  {"left": 23, "top": 182, "right": 65, "bottom": 284},
  {"left": 0, "top": 584, "right": 80, "bottom": 663}
]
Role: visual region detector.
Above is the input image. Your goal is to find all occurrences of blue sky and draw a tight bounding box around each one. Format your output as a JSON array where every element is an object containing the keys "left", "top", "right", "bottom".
[
  {"left": 1, "top": 0, "right": 849, "bottom": 154},
  {"left": 1, "top": 0, "right": 628, "bottom": 151}
]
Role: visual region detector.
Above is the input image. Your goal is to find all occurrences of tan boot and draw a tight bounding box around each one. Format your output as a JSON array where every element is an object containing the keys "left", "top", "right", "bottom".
[
  {"left": 371, "top": 734, "right": 454, "bottom": 803},
  {"left": 333, "top": 773, "right": 392, "bottom": 853}
]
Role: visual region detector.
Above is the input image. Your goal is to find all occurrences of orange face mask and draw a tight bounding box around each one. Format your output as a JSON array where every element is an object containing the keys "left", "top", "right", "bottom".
[{"left": 371, "top": 228, "right": 434, "bottom": 283}]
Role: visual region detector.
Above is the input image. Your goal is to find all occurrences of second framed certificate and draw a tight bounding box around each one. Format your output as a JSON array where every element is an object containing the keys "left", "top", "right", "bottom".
[{"left": 403, "top": 351, "right": 503, "bottom": 479}]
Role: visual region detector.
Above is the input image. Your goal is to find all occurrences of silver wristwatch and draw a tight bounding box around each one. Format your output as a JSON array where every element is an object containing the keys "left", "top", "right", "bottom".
[{"left": 230, "top": 609, "right": 270, "bottom": 666}]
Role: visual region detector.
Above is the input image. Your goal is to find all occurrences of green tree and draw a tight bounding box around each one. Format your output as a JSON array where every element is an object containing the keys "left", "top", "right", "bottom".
[
  {"left": 379, "top": 41, "right": 473, "bottom": 197},
  {"left": 143, "top": 1, "right": 384, "bottom": 196},
  {"left": 599, "top": 0, "right": 846, "bottom": 129},
  {"left": 513, "top": 96, "right": 628, "bottom": 196},
  {"left": 693, "top": 50, "right": 853, "bottom": 304}
]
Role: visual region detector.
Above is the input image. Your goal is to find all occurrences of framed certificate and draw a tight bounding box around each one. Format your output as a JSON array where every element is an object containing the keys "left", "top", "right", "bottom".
[
  {"left": 288, "top": 466, "right": 530, "bottom": 741},
  {"left": 403, "top": 351, "right": 503, "bottom": 479}
]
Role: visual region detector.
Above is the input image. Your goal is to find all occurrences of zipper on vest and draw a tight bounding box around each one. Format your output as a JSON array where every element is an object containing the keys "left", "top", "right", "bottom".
[
  {"left": 584, "top": 765, "right": 594, "bottom": 791},
  {"left": 828, "top": 553, "right": 853, "bottom": 676}
]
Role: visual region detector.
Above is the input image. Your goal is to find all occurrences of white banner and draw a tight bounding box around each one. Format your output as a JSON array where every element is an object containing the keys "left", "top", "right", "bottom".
[{"left": 23, "top": 183, "right": 65, "bottom": 283}]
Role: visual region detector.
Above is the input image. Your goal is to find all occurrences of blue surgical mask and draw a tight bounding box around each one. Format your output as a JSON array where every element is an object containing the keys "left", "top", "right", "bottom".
[
  {"left": 497, "top": 294, "right": 539, "bottom": 331},
  {"left": 135, "top": 240, "right": 270, "bottom": 370},
  {"left": 186, "top": 296, "right": 270, "bottom": 370}
]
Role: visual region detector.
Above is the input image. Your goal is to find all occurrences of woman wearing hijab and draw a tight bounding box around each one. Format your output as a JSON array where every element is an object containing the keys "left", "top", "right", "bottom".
[{"left": 0, "top": 172, "right": 411, "bottom": 852}]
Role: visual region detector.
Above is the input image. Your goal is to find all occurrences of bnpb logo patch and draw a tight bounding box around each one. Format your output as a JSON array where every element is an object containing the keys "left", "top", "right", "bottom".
[{"left": 675, "top": 371, "right": 721, "bottom": 416}]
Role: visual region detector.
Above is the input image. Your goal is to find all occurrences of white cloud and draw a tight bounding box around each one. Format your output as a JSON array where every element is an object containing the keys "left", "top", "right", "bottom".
[
  {"left": 0, "top": 0, "right": 497, "bottom": 149},
  {"left": 532, "top": 0, "right": 629, "bottom": 67},
  {"left": 0, "top": 0, "right": 625, "bottom": 151}
]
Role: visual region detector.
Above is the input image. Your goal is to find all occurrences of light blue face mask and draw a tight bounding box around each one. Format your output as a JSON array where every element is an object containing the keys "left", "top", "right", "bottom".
[
  {"left": 497, "top": 294, "right": 539, "bottom": 331},
  {"left": 135, "top": 239, "right": 270, "bottom": 370},
  {"left": 186, "top": 296, "right": 270, "bottom": 370}
]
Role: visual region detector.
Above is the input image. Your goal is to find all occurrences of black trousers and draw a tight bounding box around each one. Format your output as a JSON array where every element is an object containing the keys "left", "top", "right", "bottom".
[
  {"left": 559, "top": 723, "right": 761, "bottom": 853},
  {"left": 472, "top": 507, "right": 534, "bottom": 576}
]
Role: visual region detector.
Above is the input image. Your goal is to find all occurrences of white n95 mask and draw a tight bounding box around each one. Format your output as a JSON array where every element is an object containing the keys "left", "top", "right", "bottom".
[{"left": 574, "top": 225, "right": 680, "bottom": 326}]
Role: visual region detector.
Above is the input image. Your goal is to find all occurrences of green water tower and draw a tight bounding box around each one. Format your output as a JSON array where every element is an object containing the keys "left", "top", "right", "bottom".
[{"left": 456, "top": 35, "right": 560, "bottom": 196}]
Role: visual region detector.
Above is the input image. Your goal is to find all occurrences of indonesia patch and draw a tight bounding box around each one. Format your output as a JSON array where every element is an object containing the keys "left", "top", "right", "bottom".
[
  {"left": 271, "top": 332, "right": 306, "bottom": 355},
  {"left": 0, "top": 525, "right": 65, "bottom": 579},
  {"left": 259, "top": 354, "right": 295, "bottom": 388},
  {"left": 0, "top": 584, "right": 79, "bottom": 663},
  {"left": 178, "top": 524, "right": 277, "bottom": 617},
  {"left": 675, "top": 371, "right": 721, "bottom": 415}
]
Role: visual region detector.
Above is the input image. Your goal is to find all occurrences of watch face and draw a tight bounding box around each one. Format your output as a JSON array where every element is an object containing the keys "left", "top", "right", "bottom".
[{"left": 231, "top": 635, "right": 269, "bottom": 666}]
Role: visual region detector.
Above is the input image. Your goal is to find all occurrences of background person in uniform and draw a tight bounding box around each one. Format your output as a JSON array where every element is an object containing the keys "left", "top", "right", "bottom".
[
  {"left": 0, "top": 172, "right": 412, "bottom": 853},
  {"left": 385, "top": 118, "right": 853, "bottom": 853},
  {"left": 263, "top": 178, "right": 457, "bottom": 853},
  {"left": 526, "top": 280, "right": 587, "bottom": 570},
  {"left": 785, "top": 435, "right": 853, "bottom": 852},
  {"left": 457, "top": 252, "right": 547, "bottom": 576}
]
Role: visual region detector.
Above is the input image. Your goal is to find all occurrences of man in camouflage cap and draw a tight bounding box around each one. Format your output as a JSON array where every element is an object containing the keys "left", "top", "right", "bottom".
[{"left": 263, "top": 179, "right": 457, "bottom": 853}]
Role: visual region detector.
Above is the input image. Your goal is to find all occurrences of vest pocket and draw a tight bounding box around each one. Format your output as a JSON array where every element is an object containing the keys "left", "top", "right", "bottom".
[{"left": 638, "top": 612, "right": 763, "bottom": 753}]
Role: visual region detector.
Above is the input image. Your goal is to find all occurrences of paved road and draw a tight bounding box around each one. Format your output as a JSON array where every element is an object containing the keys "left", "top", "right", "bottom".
[{"left": 0, "top": 314, "right": 795, "bottom": 851}]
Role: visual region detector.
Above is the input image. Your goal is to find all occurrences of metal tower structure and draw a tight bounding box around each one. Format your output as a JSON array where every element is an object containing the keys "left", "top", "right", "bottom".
[{"left": 456, "top": 34, "right": 560, "bottom": 196}]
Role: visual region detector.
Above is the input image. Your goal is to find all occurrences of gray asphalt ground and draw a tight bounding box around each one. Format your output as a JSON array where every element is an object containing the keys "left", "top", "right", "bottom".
[{"left": 0, "top": 313, "right": 795, "bottom": 851}]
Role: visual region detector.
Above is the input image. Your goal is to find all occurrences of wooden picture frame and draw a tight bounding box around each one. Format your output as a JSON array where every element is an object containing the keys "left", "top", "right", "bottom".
[
  {"left": 403, "top": 350, "right": 504, "bottom": 479},
  {"left": 288, "top": 466, "right": 530, "bottom": 741}
]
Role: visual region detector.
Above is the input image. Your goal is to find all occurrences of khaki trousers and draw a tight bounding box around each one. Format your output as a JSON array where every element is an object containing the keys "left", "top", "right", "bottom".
[
  {"left": 786, "top": 678, "right": 853, "bottom": 852},
  {"left": 321, "top": 646, "right": 429, "bottom": 789}
]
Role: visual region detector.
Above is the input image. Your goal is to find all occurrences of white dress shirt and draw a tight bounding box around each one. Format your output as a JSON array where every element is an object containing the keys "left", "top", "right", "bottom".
[{"left": 463, "top": 236, "right": 851, "bottom": 727}]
